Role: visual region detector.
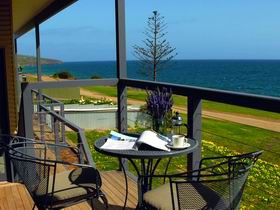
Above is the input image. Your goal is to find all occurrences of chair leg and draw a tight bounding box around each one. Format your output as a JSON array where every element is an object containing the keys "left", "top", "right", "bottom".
[
  {"left": 90, "top": 198, "right": 95, "bottom": 210},
  {"left": 100, "top": 193, "right": 109, "bottom": 209},
  {"left": 33, "top": 204, "right": 45, "bottom": 210}
]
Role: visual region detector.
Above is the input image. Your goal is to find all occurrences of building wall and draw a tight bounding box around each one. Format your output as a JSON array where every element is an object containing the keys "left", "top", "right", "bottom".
[{"left": 0, "top": 0, "right": 18, "bottom": 133}]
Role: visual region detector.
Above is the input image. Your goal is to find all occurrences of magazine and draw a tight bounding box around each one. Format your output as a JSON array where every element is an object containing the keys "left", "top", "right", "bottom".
[{"left": 100, "top": 130, "right": 170, "bottom": 151}]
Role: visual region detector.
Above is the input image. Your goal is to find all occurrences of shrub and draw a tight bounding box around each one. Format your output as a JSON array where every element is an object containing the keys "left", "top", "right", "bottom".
[
  {"left": 53, "top": 71, "right": 74, "bottom": 79},
  {"left": 91, "top": 75, "right": 102, "bottom": 79},
  {"left": 63, "top": 96, "right": 115, "bottom": 105}
]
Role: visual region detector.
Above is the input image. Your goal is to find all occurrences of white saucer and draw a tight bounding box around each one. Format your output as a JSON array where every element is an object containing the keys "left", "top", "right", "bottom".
[{"left": 167, "top": 142, "right": 191, "bottom": 149}]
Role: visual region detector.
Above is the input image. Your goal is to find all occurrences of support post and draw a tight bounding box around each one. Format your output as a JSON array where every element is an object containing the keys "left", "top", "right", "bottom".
[
  {"left": 115, "top": 0, "right": 127, "bottom": 134},
  {"left": 14, "top": 38, "right": 21, "bottom": 113},
  {"left": 35, "top": 24, "right": 42, "bottom": 82},
  {"left": 35, "top": 24, "right": 44, "bottom": 141},
  {"left": 115, "top": 0, "right": 128, "bottom": 171},
  {"left": 21, "top": 83, "right": 34, "bottom": 139},
  {"left": 187, "top": 97, "right": 202, "bottom": 172}
]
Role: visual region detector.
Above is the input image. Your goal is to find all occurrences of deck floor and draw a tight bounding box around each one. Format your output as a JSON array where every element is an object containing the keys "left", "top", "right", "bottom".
[{"left": 0, "top": 171, "right": 137, "bottom": 210}]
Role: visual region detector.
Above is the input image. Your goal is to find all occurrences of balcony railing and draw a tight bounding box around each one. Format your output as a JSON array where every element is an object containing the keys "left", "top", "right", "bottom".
[{"left": 18, "top": 78, "right": 280, "bottom": 171}]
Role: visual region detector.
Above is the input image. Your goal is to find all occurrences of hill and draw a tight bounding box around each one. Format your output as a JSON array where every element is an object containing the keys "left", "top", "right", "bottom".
[{"left": 17, "top": 55, "right": 63, "bottom": 66}]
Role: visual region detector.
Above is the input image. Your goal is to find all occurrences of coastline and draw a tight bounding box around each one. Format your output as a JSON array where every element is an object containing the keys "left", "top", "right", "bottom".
[{"left": 22, "top": 59, "right": 280, "bottom": 97}]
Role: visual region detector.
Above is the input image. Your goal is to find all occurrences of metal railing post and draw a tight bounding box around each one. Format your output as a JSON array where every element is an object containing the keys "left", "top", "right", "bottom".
[
  {"left": 77, "top": 134, "right": 84, "bottom": 165},
  {"left": 78, "top": 130, "right": 95, "bottom": 167},
  {"left": 39, "top": 107, "right": 45, "bottom": 142},
  {"left": 187, "top": 97, "right": 202, "bottom": 172},
  {"left": 50, "top": 104, "right": 55, "bottom": 132},
  {"left": 60, "top": 104, "right": 66, "bottom": 143},
  {"left": 53, "top": 118, "right": 59, "bottom": 144}
]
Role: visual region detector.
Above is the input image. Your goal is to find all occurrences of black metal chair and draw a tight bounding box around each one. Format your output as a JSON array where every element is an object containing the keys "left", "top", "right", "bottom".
[
  {"left": 142, "top": 151, "right": 262, "bottom": 210},
  {"left": 7, "top": 137, "right": 108, "bottom": 210}
]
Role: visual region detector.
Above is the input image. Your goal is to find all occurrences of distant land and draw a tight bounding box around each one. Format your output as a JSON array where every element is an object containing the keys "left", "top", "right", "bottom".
[{"left": 17, "top": 54, "right": 63, "bottom": 66}]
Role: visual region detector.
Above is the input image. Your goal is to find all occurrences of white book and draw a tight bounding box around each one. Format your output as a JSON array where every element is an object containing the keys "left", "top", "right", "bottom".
[
  {"left": 101, "top": 130, "right": 170, "bottom": 151},
  {"left": 100, "top": 138, "right": 136, "bottom": 150},
  {"left": 137, "top": 130, "right": 170, "bottom": 151}
]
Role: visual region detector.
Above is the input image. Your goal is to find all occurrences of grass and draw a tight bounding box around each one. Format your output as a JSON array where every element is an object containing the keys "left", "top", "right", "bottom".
[
  {"left": 202, "top": 118, "right": 280, "bottom": 164},
  {"left": 83, "top": 86, "right": 280, "bottom": 120},
  {"left": 42, "top": 88, "right": 80, "bottom": 100},
  {"left": 25, "top": 75, "right": 80, "bottom": 99}
]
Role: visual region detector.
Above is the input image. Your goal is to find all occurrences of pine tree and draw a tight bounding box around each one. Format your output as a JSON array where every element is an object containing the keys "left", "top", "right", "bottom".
[{"left": 133, "top": 11, "right": 177, "bottom": 81}]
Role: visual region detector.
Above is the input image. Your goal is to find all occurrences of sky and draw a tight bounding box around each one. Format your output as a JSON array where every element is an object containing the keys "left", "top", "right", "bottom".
[{"left": 17, "top": 0, "right": 280, "bottom": 62}]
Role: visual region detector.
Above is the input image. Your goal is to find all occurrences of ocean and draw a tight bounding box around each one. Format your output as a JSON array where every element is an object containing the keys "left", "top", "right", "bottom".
[{"left": 23, "top": 60, "right": 280, "bottom": 97}]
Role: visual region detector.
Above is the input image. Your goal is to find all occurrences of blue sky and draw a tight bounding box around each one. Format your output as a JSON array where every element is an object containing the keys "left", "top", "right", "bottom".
[{"left": 17, "top": 0, "right": 280, "bottom": 61}]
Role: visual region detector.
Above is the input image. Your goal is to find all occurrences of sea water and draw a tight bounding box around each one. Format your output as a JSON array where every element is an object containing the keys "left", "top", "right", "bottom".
[{"left": 23, "top": 60, "right": 280, "bottom": 97}]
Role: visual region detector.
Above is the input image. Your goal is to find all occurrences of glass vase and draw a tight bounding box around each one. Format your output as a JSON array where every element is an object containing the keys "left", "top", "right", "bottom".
[{"left": 152, "top": 117, "right": 165, "bottom": 134}]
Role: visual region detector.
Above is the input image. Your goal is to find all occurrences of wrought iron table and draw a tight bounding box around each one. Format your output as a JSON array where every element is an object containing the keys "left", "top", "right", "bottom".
[{"left": 94, "top": 134, "right": 198, "bottom": 208}]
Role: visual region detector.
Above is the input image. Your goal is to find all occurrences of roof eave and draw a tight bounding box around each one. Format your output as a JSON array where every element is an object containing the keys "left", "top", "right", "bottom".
[{"left": 15, "top": 0, "right": 78, "bottom": 38}]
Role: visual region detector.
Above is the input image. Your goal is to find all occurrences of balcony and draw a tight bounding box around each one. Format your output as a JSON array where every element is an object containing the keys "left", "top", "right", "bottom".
[
  {"left": 0, "top": 0, "right": 280, "bottom": 209},
  {"left": 4, "top": 77, "right": 277, "bottom": 209}
]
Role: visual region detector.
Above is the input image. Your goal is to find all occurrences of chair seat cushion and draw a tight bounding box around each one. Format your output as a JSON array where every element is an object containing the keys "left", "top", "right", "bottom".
[
  {"left": 143, "top": 183, "right": 178, "bottom": 210},
  {"left": 35, "top": 167, "right": 98, "bottom": 204},
  {"left": 143, "top": 182, "right": 227, "bottom": 210}
]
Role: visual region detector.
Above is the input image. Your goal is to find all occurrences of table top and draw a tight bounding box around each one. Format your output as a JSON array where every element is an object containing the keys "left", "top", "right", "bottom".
[{"left": 94, "top": 134, "right": 198, "bottom": 159}]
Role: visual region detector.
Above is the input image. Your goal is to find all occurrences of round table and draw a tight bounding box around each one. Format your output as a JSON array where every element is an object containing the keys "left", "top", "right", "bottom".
[{"left": 94, "top": 134, "right": 198, "bottom": 208}]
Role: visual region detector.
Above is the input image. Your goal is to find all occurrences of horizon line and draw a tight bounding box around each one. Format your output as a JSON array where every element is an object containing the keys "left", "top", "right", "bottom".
[{"left": 62, "top": 58, "right": 280, "bottom": 63}]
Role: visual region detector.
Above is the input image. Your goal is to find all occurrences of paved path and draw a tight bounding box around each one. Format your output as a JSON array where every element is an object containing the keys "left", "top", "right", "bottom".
[{"left": 80, "top": 88, "right": 280, "bottom": 132}]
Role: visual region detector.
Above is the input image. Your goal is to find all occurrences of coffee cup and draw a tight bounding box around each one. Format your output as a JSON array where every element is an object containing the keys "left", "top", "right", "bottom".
[{"left": 172, "top": 135, "right": 186, "bottom": 147}]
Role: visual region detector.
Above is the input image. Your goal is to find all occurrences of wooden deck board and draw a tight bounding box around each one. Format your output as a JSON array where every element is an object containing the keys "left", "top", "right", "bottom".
[
  {"left": 4, "top": 185, "right": 17, "bottom": 210},
  {"left": 0, "top": 171, "right": 137, "bottom": 210},
  {"left": 16, "top": 184, "right": 33, "bottom": 210},
  {"left": 11, "top": 184, "right": 25, "bottom": 210},
  {"left": 103, "top": 171, "right": 138, "bottom": 205}
]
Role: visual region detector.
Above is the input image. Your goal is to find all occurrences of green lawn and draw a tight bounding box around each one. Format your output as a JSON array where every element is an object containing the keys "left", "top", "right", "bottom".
[
  {"left": 202, "top": 118, "right": 280, "bottom": 164},
  {"left": 83, "top": 86, "right": 280, "bottom": 120}
]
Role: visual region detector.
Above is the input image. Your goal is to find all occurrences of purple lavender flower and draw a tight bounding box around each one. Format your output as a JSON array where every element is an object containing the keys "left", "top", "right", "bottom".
[{"left": 146, "top": 87, "right": 173, "bottom": 120}]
